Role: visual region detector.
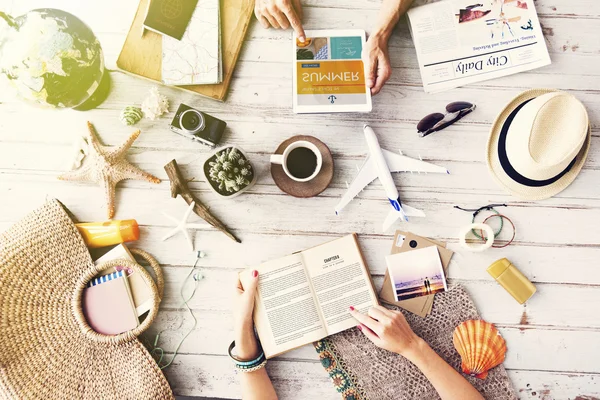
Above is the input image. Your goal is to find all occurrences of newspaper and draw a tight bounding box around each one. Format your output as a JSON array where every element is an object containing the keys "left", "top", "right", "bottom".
[{"left": 407, "top": 0, "right": 551, "bottom": 92}]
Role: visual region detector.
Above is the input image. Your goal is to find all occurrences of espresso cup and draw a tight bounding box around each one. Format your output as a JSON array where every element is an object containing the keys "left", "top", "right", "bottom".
[{"left": 270, "top": 141, "right": 323, "bottom": 182}]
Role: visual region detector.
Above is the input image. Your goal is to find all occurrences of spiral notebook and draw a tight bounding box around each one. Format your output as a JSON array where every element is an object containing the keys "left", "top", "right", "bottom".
[
  {"left": 95, "top": 244, "right": 154, "bottom": 317},
  {"left": 82, "top": 270, "right": 139, "bottom": 335}
]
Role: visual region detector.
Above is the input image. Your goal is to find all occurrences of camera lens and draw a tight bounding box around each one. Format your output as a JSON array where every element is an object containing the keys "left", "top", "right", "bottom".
[{"left": 180, "top": 109, "right": 205, "bottom": 134}]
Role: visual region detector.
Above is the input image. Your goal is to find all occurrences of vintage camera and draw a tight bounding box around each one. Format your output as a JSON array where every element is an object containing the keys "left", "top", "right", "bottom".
[{"left": 169, "top": 103, "right": 226, "bottom": 147}]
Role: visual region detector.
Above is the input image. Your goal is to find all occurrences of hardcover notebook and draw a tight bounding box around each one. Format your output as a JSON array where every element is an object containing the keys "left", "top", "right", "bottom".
[
  {"left": 143, "top": 0, "right": 199, "bottom": 40},
  {"left": 95, "top": 244, "right": 154, "bottom": 317},
  {"left": 117, "top": 0, "right": 253, "bottom": 101},
  {"left": 240, "top": 234, "right": 378, "bottom": 358},
  {"left": 82, "top": 270, "right": 139, "bottom": 335},
  {"left": 292, "top": 29, "right": 372, "bottom": 114},
  {"left": 162, "top": 0, "right": 223, "bottom": 85}
]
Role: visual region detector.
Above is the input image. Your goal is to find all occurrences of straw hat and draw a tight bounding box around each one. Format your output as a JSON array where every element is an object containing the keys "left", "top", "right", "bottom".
[
  {"left": 0, "top": 200, "right": 174, "bottom": 399},
  {"left": 486, "top": 89, "right": 590, "bottom": 200}
]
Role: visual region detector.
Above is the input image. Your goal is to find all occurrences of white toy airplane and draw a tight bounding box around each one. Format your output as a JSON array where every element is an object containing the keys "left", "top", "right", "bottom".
[{"left": 335, "top": 125, "right": 449, "bottom": 231}]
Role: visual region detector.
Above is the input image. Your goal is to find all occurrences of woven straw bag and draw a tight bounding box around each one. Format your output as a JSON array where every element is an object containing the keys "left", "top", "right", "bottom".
[{"left": 0, "top": 200, "right": 174, "bottom": 399}]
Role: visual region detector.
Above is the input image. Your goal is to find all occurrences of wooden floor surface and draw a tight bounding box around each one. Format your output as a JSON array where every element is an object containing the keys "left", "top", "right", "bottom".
[{"left": 0, "top": 0, "right": 599, "bottom": 399}]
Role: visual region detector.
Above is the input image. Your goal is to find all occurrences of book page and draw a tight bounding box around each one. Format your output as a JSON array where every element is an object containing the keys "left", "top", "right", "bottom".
[
  {"left": 241, "top": 254, "right": 326, "bottom": 358},
  {"left": 302, "top": 234, "right": 378, "bottom": 335}
]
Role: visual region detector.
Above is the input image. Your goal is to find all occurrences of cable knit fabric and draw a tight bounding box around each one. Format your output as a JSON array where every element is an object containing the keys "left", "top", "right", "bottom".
[{"left": 314, "top": 284, "right": 517, "bottom": 400}]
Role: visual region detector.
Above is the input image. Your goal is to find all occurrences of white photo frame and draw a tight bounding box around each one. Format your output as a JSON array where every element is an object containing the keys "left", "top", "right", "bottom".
[{"left": 385, "top": 246, "right": 448, "bottom": 302}]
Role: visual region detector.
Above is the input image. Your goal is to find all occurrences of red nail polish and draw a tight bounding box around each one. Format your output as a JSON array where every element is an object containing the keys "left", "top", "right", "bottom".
[
  {"left": 252, "top": 270, "right": 258, "bottom": 278},
  {"left": 349, "top": 306, "right": 355, "bottom": 311},
  {"left": 357, "top": 325, "right": 362, "bottom": 331}
]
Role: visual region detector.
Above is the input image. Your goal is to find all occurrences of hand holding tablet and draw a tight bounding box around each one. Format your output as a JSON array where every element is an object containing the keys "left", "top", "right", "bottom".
[{"left": 292, "top": 29, "right": 373, "bottom": 114}]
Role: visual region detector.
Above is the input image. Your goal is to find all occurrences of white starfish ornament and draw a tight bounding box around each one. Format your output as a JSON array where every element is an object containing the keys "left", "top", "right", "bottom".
[{"left": 162, "top": 201, "right": 206, "bottom": 250}]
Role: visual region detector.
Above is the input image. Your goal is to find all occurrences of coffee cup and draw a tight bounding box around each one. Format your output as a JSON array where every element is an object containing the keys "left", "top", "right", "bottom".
[{"left": 270, "top": 141, "right": 323, "bottom": 182}]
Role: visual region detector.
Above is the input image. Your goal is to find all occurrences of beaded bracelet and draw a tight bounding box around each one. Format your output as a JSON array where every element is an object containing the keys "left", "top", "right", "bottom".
[
  {"left": 483, "top": 214, "right": 516, "bottom": 248},
  {"left": 228, "top": 340, "right": 267, "bottom": 372},
  {"left": 236, "top": 359, "right": 267, "bottom": 373},
  {"left": 454, "top": 204, "right": 507, "bottom": 240},
  {"left": 471, "top": 208, "right": 503, "bottom": 240}
]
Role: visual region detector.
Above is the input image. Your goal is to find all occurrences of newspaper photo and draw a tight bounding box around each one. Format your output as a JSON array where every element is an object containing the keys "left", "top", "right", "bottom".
[{"left": 407, "top": 0, "right": 551, "bottom": 92}]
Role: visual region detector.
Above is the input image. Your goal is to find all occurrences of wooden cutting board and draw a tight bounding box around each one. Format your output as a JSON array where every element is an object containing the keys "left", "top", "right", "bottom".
[{"left": 116, "top": 0, "right": 253, "bottom": 102}]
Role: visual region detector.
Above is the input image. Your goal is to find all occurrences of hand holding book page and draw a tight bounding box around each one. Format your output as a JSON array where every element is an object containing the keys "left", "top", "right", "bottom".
[{"left": 240, "top": 234, "right": 379, "bottom": 358}]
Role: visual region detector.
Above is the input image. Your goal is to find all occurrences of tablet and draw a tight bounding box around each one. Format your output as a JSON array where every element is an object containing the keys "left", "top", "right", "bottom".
[{"left": 292, "top": 29, "right": 372, "bottom": 114}]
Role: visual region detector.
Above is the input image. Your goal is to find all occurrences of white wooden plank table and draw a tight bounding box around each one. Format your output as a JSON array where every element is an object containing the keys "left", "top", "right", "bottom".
[{"left": 0, "top": 0, "right": 599, "bottom": 399}]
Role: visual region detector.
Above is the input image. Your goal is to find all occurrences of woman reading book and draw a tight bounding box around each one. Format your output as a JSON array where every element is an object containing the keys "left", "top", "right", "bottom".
[
  {"left": 254, "top": 0, "right": 415, "bottom": 95},
  {"left": 232, "top": 271, "right": 484, "bottom": 400}
]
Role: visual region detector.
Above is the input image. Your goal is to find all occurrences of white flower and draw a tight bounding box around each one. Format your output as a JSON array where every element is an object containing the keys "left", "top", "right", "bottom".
[
  {"left": 141, "top": 87, "right": 169, "bottom": 120},
  {"left": 67, "top": 135, "right": 89, "bottom": 170}
]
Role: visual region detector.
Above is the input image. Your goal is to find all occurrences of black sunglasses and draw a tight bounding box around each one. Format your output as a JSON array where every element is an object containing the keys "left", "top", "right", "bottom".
[{"left": 417, "top": 101, "right": 476, "bottom": 137}]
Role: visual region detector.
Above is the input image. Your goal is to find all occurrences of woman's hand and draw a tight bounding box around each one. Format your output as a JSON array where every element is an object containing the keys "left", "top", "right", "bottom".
[
  {"left": 363, "top": 33, "right": 392, "bottom": 96},
  {"left": 234, "top": 271, "right": 279, "bottom": 399},
  {"left": 255, "top": 0, "right": 306, "bottom": 42},
  {"left": 234, "top": 270, "right": 260, "bottom": 360},
  {"left": 349, "top": 305, "right": 424, "bottom": 360},
  {"left": 351, "top": 304, "right": 485, "bottom": 400}
]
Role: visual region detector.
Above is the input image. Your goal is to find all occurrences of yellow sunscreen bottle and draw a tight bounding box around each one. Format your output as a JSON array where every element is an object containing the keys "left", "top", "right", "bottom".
[
  {"left": 75, "top": 220, "right": 139, "bottom": 249},
  {"left": 487, "top": 258, "right": 536, "bottom": 304}
]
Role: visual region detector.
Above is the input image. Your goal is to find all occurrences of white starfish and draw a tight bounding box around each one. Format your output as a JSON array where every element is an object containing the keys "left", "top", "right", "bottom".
[{"left": 162, "top": 201, "right": 206, "bottom": 250}]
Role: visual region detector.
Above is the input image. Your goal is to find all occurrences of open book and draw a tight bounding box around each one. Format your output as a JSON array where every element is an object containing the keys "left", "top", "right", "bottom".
[{"left": 240, "top": 234, "right": 378, "bottom": 358}]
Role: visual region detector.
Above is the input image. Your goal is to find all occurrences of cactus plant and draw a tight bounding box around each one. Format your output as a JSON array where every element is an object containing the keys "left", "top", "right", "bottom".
[{"left": 204, "top": 146, "right": 255, "bottom": 197}]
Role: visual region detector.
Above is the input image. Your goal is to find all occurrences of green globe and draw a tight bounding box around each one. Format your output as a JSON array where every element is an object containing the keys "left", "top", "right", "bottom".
[{"left": 0, "top": 9, "right": 107, "bottom": 109}]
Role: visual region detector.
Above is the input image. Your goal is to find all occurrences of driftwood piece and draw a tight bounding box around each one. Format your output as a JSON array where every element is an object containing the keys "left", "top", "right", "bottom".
[{"left": 164, "top": 159, "right": 241, "bottom": 243}]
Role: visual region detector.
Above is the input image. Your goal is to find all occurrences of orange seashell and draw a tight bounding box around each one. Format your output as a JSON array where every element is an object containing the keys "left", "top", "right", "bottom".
[{"left": 452, "top": 320, "right": 507, "bottom": 379}]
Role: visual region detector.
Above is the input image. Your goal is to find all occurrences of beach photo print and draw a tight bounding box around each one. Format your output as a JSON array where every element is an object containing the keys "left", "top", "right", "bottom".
[{"left": 385, "top": 246, "right": 448, "bottom": 301}]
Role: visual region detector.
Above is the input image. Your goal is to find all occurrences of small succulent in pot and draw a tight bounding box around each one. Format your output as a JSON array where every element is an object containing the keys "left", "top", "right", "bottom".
[{"left": 204, "top": 146, "right": 256, "bottom": 198}]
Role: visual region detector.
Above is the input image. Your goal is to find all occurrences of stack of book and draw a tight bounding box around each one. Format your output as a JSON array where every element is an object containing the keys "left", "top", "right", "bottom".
[{"left": 82, "top": 244, "right": 154, "bottom": 335}]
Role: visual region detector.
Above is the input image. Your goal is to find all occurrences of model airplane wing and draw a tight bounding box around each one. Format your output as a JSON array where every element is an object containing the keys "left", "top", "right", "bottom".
[
  {"left": 335, "top": 156, "right": 378, "bottom": 214},
  {"left": 382, "top": 149, "right": 449, "bottom": 174}
]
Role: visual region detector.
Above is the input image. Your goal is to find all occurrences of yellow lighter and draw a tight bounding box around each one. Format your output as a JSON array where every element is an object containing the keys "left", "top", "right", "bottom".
[{"left": 487, "top": 258, "right": 536, "bottom": 304}]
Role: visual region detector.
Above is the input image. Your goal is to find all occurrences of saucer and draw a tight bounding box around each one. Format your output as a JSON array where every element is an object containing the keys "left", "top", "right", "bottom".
[{"left": 271, "top": 135, "right": 334, "bottom": 198}]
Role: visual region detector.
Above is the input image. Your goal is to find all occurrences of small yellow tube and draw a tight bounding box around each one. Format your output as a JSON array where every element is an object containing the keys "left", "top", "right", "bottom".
[
  {"left": 487, "top": 258, "right": 536, "bottom": 304},
  {"left": 76, "top": 220, "right": 140, "bottom": 249}
]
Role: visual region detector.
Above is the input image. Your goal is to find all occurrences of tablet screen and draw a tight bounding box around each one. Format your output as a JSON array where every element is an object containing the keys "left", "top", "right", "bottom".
[{"left": 293, "top": 29, "right": 372, "bottom": 114}]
